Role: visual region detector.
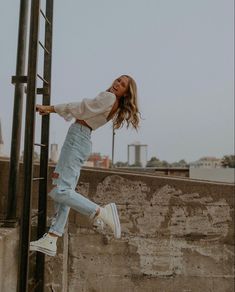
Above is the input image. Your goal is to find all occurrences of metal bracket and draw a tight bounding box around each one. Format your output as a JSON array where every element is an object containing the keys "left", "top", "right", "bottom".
[
  {"left": 0, "top": 218, "right": 19, "bottom": 228},
  {"left": 11, "top": 75, "right": 28, "bottom": 84},
  {"left": 37, "top": 86, "right": 50, "bottom": 95},
  {"left": 24, "top": 86, "right": 50, "bottom": 95}
]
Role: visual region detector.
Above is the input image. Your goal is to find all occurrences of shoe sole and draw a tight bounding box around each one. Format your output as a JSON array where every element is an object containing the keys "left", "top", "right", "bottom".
[
  {"left": 110, "top": 203, "right": 121, "bottom": 239},
  {"left": 30, "top": 244, "right": 56, "bottom": 257}
]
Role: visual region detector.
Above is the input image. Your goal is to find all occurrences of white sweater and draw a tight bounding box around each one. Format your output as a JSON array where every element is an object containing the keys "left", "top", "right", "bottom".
[{"left": 54, "top": 91, "right": 116, "bottom": 130}]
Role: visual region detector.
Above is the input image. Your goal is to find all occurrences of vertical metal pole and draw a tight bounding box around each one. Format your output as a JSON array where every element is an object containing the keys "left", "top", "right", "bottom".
[
  {"left": 111, "top": 124, "right": 115, "bottom": 167},
  {"left": 36, "top": 1, "right": 54, "bottom": 290},
  {"left": 145, "top": 145, "right": 148, "bottom": 167},
  {"left": 18, "top": 0, "right": 41, "bottom": 291},
  {"left": 6, "top": 0, "right": 29, "bottom": 224}
]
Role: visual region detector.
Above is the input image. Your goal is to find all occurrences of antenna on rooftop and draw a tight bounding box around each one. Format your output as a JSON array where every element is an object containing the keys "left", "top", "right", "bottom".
[{"left": 0, "top": 118, "right": 4, "bottom": 144}]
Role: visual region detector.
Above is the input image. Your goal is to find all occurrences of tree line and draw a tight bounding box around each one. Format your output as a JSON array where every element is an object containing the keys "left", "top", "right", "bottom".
[{"left": 114, "top": 155, "right": 235, "bottom": 168}]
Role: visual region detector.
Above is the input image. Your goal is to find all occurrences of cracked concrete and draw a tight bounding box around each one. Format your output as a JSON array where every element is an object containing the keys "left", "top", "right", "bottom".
[
  {"left": 66, "top": 170, "right": 234, "bottom": 292},
  {"left": 0, "top": 161, "right": 234, "bottom": 292}
]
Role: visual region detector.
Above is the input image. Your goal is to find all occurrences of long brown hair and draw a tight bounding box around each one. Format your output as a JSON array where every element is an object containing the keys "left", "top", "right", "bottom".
[{"left": 112, "top": 75, "right": 140, "bottom": 130}]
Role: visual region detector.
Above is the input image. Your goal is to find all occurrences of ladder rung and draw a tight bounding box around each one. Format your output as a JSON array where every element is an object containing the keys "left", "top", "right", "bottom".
[
  {"left": 39, "top": 41, "right": 50, "bottom": 54},
  {"left": 37, "top": 74, "right": 49, "bottom": 85},
  {"left": 33, "top": 177, "right": 45, "bottom": 181},
  {"left": 25, "top": 86, "right": 49, "bottom": 95},
  {"left": 40, "top": 9, "right": 51, "bottom": 25},
  {"left": 11, "top": 75, "right": 27, "bottom": 84},
  {"left": 34, "top": 143, "right": 46, "bottom": 147}
]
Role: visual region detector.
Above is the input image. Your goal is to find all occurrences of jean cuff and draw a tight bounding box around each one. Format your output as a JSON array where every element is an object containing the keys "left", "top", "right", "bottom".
[
  {"left": 89, "top": 208, "right": 99, "bottom": 220},
  {"left": 48, "top": 228, "right": 63, "bottom": 237}
]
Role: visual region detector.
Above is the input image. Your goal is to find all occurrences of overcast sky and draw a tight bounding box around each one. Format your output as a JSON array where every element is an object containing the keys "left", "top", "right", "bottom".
[{"left": 0, "top": 0, "right": 234, "bottom": 163}]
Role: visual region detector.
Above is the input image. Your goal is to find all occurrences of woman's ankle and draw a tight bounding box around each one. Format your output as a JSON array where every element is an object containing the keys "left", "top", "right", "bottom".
[
  {"left": 48, "top": 232, "right": 59, "bottom": 238},
  {"left": 94, "top": 207, "right": 101, "bottom": 218}
]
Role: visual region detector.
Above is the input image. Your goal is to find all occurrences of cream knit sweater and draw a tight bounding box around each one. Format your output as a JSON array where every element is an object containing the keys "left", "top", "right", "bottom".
[{"left": 54, "top": 91, "right": 116, "bottom": 130}]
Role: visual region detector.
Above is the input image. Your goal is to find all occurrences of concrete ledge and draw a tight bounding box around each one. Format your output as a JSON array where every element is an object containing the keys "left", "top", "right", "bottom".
[
  {"left": 0, "top": 227, "right": 19, "bottom": 292},
  {"left": 67, "top": 170, "right": 234, "bottom": 292},
  {"left": 0, "top": 159, "right": 234, "bottom": 291},
  {"left": 190, "top": 168, "right": 235, "bottom": 183}
]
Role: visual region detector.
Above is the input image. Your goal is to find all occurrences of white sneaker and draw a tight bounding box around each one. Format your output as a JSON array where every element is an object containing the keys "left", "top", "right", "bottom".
[
  {"left": 30, "top": 233, "right": 57, "bottom": 256},
  {"left": 97, "top": 203, "right": 121, "bottom": 239},
  {"left": 93, "top": 217, "right": 105, "bottom": 234}
]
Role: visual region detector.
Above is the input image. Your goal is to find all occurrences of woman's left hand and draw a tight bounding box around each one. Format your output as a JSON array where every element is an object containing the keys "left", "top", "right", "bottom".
[{"left": 36, "top": 104, "right": 55, "bottom": 115}]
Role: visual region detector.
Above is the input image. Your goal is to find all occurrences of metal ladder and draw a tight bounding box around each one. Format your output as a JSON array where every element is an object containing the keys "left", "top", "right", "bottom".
[{"left": 9, "top": 0, "right": 54, "bottom": 291}]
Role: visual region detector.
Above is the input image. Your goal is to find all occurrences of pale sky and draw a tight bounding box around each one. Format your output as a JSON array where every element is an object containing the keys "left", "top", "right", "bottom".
[{"left": 0, "top": 0, "right": 234, "bottom": 163}]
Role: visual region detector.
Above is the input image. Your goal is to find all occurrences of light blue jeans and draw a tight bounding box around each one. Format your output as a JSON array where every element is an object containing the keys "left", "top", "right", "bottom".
[{"left": 48, "top": 123, "right": 99, "bottom": 236}]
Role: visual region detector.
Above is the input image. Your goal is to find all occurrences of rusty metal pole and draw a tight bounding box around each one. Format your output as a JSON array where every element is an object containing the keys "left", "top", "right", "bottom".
[
  {"left": 18, "top": 0, "right": 41, "bottom": 291},
  {"left": 5, "top": 0, "right": 30, "bottom": 225},
  {"left": 111, "top": 124, "right": 115, "bottom": 167},
  {"left": 35, "top": 0, "right": 54, "bottom": 290}
]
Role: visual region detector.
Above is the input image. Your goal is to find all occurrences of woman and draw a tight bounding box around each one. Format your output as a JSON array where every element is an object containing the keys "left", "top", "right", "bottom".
[{"left": 30, "top": 75, "right": 140, "bottom": 256}]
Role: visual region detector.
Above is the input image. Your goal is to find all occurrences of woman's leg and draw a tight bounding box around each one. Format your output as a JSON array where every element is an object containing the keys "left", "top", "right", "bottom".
[
  {"left": 48, "top": 123, "right": 94, "bottom": 236},
  {"left": 48, "top": 185, "right": 99, "bottom": 237},
  {"left": 48, "top": 201, "right": 71, "bottom": 237},
  {"left": 30, "top": 124, "right": 93, "bottom": 255},
  {"left": 30, "top": 124, "right": 120, "bottom": 256},
  {"left": 48, "top": 186, "right": 121, "bottom": 239},
  {"left": 49, "top": 187, "right": 98, "bottom": 217}
]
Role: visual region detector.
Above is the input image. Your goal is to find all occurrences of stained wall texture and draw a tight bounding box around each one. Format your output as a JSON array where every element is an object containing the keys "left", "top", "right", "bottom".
[
  {"left": 67, "top": 168, "right": 234, "bottom": 292},
  {"left": 0, "top": 160, "right": 234, "bottom": 292},
  {"left": 0, "top": 227, "right": 19, "bottom": 292}
]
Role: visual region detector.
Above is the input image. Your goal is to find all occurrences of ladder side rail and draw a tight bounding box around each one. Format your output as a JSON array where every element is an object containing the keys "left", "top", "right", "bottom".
[
  {"left": 6, "top": 0, "right": 30, "bottom": 224},
  {"left": 18, "top": 0, "right": 41, "bottom": 291},
  {"left": 35, "top": 0, "right": 54, "bottom": 291}
]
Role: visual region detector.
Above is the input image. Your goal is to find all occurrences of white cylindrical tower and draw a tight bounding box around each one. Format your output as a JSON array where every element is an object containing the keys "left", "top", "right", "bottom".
[{"left": 127, "top": 141, "right": 148, "bottom": 167}]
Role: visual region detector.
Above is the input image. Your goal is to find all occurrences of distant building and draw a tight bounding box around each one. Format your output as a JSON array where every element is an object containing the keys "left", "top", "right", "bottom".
[
  {"left": 83, "top": 161, "right": 94, "bottom": 167},
  {"left": 50, "top": 143, "right": 59, "bottom": 163},
  {"left": 127, "top": 142, "right": 148, "bottom": 167},
  {"left": 0, "top": 119, "right": 5, "bottom": 157},
  {"left": 190, "top": 156, "right": 222, "bottom": 168},
  {"left": 86, "top": 153, "right": 110, "bottom": 168},
  {"left": 189, "top": 156, "right": 234, "bottom": 183},
  {"left": 101, "top": 156, "right": 110, "bottom": 168}
]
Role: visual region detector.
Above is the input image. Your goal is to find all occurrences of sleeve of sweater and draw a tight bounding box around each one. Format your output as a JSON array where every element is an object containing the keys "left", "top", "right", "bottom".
[{"left": 54, "top": 91, "right": 116, "bottom": 121}]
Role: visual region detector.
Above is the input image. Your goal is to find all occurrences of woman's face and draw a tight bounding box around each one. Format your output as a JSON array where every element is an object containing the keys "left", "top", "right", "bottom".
[{"left": 110, "top": 76, "right": 129, "bottom": 98}]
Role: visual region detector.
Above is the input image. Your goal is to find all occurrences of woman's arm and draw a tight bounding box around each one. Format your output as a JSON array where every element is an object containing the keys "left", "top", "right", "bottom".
[
  {"left": 53, "top": 92, "right": 116, "bottom": 122},
  {"left": 36, "top": 104, "right": 55, "bottom": 115}
]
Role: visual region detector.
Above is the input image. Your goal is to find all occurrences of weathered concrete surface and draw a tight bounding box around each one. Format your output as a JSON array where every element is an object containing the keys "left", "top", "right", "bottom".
[
  {"left": 0, "top": 160, "right": 234, "bottom": 292},
  {"left": 0, "top": 160, "right": 68, "bottom": 292},
  {"left": 29, "top": 225, "right": 68, "bottom": 292},
  {"left": 68, "top": 169, "right": 234, "bottom": 292},
  {"left": 44, "top": 227, "right": 68, "bottom": 292},
  {"left": 0, "top": 227, "right": 19, "bottom": 292}
]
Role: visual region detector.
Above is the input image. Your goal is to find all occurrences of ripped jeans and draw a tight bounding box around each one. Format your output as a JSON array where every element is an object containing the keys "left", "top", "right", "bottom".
[{"left": 48, "top": 122, "right": 99, "bottom": 236}]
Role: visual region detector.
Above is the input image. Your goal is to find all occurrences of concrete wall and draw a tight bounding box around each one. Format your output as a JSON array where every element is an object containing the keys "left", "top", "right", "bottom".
[
  {"left": 0, "top": 159, "right": 234, "bottom": 292},
  {"left": 113, "top": 166, "right": 189, "bottom": 178},
  {"left": 68, "top": 169, "right": 234, "bottom": 292},
  {"left": 190, "top": 167, "right": 235, "bottom": 183},
  {"left": 0, "top": 227, "right": 19, "bottom": 292}
]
